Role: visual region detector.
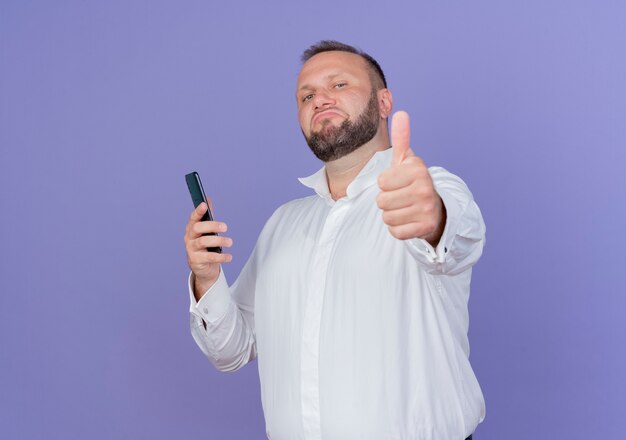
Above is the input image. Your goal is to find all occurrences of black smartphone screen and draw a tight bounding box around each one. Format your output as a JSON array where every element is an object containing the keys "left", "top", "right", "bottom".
[{"left": 185, "top": 172, "right": 222, "bottom": 253}]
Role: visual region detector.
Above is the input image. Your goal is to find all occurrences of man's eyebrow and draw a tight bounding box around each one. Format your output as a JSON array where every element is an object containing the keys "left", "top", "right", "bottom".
[{"left": 297, "top": 73, "right": 343, "bottom": 92}]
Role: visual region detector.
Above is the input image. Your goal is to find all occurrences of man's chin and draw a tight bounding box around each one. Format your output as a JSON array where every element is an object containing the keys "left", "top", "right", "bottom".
[
  {"left": 312, "top": 125, "right": 335, "bottom": 137},
  {"left": 312, "top": 124, "right": 343, "bottom": 142}
]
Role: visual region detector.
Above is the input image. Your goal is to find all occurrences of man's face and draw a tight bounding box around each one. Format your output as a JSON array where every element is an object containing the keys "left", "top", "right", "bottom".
[{"left": 296, "top": 51, "right": 382, "bottom": 162}]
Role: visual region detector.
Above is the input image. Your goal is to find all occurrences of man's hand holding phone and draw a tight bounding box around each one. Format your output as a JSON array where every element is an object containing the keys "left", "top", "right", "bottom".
[{"left": 184, "top": 201, "right": 233, "bottom": 301}]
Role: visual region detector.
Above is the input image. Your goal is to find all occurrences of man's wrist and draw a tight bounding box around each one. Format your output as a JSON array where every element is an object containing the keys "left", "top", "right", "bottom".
[
  {"left": 193, "top": 269, "right": 220, "bottom": 302},
  {"left": 422, "top": 195, "right": 447, "bottom": 247}
]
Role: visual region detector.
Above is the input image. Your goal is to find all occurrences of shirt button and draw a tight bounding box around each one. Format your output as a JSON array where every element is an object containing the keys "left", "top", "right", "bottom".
[
  {"left": 444, "top": 247, "right": 448, "bottom": 253},
  {"left": 203, "top": 308, "right": 209, "bottom": 314}
]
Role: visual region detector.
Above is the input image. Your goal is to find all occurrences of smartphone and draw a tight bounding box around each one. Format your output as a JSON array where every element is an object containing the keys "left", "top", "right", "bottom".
[{"left": 185, "top": 171, "right": 222, "bottom": 253}]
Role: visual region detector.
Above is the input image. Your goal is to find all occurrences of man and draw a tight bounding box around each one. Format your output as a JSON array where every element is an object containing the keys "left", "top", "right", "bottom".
[{"left": 184, "top": 41, "right": 485, "bottom": 440}]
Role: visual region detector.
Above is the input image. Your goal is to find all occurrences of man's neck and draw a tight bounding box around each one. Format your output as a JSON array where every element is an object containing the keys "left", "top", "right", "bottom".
[{"left": 324, "top": 133, "right": 390, "bottom": 201}]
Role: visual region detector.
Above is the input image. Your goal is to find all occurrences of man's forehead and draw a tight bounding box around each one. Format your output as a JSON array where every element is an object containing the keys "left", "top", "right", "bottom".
[
  {"left": 297, "top": 51, "right": 368, "bottom": 87},
  {"left": 297, "top": 73, "right": 343, "bottom": 91}
]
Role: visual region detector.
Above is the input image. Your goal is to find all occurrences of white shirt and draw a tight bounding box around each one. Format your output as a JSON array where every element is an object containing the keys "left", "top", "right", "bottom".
[{"left": 189, "top": 148, "right": 486, "bottom": 440}]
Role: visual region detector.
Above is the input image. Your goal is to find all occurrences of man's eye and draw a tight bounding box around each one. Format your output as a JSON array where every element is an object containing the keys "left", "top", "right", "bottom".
[
  {"left": 335, "top": 83, "right": 346, "bottom": 89},
  {"left": 303, "top": 94, "right": 313, "bottom": 103}
]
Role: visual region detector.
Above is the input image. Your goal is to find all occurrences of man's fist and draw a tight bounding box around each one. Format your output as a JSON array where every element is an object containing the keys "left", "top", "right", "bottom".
[
  {"left": 184, "top": 201, "right": 234, "bottom": 300},
  {"left": 376, "top": 111, "right": 446, "bottom": 246}
]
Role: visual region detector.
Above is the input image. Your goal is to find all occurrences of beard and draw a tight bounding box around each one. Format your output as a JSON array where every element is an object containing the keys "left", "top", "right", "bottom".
[{"left": 304, "top": 89, "right": 380, "bottom": 162}]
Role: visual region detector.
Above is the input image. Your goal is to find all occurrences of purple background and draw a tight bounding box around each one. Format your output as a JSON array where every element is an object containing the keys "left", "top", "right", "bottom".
[{"left": 1, "top": 1, "right": 625, "bottom": 439}]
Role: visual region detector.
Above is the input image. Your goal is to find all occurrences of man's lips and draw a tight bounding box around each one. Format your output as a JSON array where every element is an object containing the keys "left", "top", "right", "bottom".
[{"left": 312, "top": 110, "right": 343, "bottom": 126}]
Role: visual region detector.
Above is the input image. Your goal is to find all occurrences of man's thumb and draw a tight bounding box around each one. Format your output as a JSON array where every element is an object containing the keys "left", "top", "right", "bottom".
[{"left": 391, "top": 111, "right": 413, "bottom": 166}]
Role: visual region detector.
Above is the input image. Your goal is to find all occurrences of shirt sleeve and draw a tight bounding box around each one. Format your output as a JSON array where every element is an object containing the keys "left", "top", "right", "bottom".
[
  {"left": 188, "top": 252, "right": 259, "bottom": 372},
  {"left": 404, "top": 166, "right": 486, "bottom": 276}
]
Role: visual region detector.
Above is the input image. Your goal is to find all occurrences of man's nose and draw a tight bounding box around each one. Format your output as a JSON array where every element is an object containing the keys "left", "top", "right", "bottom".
[{"left": 312, "top": 91, "right": 335, "bottom": 111}]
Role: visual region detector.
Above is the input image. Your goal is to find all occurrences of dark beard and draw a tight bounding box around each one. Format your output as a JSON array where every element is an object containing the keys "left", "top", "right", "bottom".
[{"left": 304, "top": 89, "right": 380, "bottom": 162}]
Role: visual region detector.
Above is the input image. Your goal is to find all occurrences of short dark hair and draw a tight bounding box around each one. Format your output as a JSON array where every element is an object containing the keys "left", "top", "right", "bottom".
[{"left": 301, "top": 40, "right": 388, "bottom": 89}]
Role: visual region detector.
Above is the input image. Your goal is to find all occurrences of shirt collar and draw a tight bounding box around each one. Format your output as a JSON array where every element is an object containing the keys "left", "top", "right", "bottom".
[{"left": 298, "top": 148, "right": 393, "bottom": 202}]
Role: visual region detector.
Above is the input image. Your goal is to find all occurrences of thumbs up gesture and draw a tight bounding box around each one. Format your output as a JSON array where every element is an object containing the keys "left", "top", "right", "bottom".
[{"left": 376, "top": 111, "right": 446, "bottom": 245}]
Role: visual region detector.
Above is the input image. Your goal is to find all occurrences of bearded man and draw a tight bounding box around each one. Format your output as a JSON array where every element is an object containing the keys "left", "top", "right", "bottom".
[{"left": 184, "top": 40, "right": 486, "bottom": 440}]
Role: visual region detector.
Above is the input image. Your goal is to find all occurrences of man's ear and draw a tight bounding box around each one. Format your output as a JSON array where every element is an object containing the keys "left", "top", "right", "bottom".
[{"left": 378, "top": 88, "right": 393, "bottom": 119}]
